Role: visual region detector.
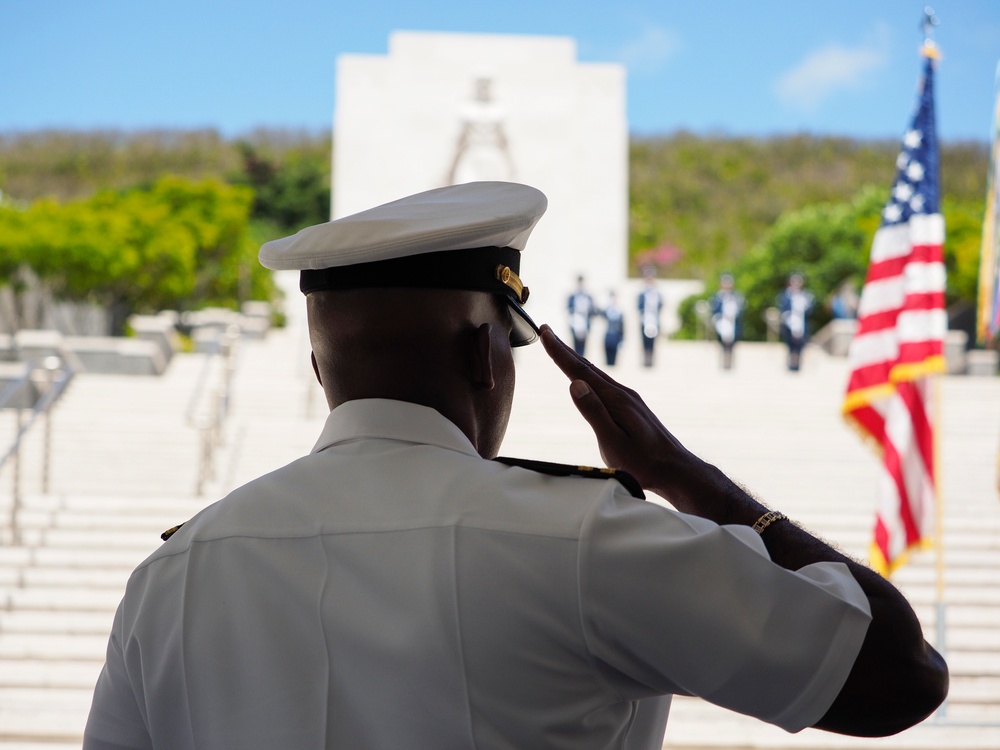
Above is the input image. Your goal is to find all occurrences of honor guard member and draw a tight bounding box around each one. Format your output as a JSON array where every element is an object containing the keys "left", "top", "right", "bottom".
[
  {"left": 567, "top": 274, "right": 595, "bottom": 357},
  {"left": 778, "top": 272, "right": 816, "bottom": 372},
  {"left": 85, "top": 182, "right": 946, "bottom": 750},
  {"left": 710, "top": 273, "right": 746, "bottom": 370},
  {"left": 637, "top": 267, "right": 663, "bottom": 368}
]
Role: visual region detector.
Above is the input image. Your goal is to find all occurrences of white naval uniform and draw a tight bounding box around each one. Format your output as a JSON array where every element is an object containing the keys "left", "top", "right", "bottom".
[{"left": 84, "top": 399, "right": 871, "bottom": 750}]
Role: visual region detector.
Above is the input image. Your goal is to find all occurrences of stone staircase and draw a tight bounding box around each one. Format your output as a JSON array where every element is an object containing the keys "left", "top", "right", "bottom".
[{"left": 0, "top": 314, "right": 997, "bottom": 748}]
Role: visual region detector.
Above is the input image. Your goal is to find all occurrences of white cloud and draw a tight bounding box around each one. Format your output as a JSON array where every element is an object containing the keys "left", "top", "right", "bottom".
[
  {"left": 617, "top": 25, "right": 682, "bottom": 74},
  {"left": 774, "top": 41, "right": 888, "bottom": 112}
]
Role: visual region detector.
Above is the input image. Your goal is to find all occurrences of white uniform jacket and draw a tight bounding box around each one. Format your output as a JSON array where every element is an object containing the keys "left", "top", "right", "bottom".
[{"left": 84, "top": 399, "right": 871, "bottom": 750}]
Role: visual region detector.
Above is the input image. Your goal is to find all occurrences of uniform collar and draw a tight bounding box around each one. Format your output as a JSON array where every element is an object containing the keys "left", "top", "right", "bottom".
[{"left": 311, "top": 398, "right": 480, "bottom": 457}]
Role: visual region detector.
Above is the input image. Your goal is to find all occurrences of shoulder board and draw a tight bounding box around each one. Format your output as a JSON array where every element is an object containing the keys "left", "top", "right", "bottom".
[
  {"left": 493, "top": 456, "right": 645, "bottom": 499},
  {"left": 161, "top": 522, "right": 185, "bottom": 542}
]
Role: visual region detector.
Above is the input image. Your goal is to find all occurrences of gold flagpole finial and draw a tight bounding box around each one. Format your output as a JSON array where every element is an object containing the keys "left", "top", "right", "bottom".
[{"left": 920, "top": 6, "right": 941, "bottom": 59}]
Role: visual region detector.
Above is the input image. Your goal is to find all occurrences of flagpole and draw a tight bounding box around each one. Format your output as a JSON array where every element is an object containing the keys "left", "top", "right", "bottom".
[
  {"left": 933, "top": 376, "right": 945, "bottom": 609},
  {"left": 928, "top": 377, "right": 948, "bottom": 723},
  {"left": 920, "top": 6, "right": 948, "bottom": 721}
]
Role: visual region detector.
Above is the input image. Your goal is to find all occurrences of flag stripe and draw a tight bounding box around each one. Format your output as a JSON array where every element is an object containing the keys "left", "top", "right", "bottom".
[
  {"left": 897, "top": 380, "right": 934, "bottom": 482},
  {"left": 853, "top": 306, "right": 947, "bottom": 342},
  {"left": 873, "top": 388, "right": 936, "bottom": 572},
  {"left": 847, "top": 309, "right": 947, "bottom": 378},
  {"left": 879, "top": 432, "right": 921, "bottom": 543},
  {"left": 856, "top": 263, "right": 945, "bottom": 318},
  {"left": 862, "top": 251, "right": 946, "bottom": 287},
  {"left": 870, "top": 216, "right": 944, "bottom": 259}
]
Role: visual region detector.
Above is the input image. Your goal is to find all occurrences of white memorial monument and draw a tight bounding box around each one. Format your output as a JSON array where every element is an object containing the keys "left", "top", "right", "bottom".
[{"left": 333, "top": 31, "right": 628, "bottom": 331}]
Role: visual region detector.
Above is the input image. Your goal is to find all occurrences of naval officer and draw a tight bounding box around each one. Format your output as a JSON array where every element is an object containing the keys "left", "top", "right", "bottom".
[{"left": 84, "top": 181, "right": 946, "bottom": 749}]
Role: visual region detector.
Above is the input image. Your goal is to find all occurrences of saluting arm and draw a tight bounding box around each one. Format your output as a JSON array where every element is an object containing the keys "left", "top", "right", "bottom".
[{"left": 538, "top": 325, "right": 948, "bottom": 737}]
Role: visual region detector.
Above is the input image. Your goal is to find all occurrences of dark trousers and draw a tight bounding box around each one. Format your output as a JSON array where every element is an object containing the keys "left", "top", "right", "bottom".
[
  {"left": 782, "top": 331, "right": 806, "bottom": 371},
  {"left": 641, "top": 334, "right": 656, "bottom": 367},
  {"left": 605, "top": 337, "right": 621, "bottom": 366},
  {"left": 720, "top": 343, "right": 735, "bottom": 370}
]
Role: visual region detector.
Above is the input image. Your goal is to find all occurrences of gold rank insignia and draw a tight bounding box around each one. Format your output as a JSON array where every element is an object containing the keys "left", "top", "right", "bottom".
[
  {"left": 161, "top": 523, "right": 185, "bottom": 542},
  {"left": 493, "top": 456, "right": 645, "bottom": 499}
]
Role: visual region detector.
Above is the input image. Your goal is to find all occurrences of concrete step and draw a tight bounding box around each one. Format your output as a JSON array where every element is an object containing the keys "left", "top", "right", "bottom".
[
  {"left": 665, "top": 696, "right": 999, "bottom": 749},
  {"left": 0, "top": 686, "right": 95, "bottom": 712},
  {"left": 24, "top": 547, "right": 161, "bottom": 569},
  {"left": 944, "top": 650, "right": 1000, "bottom": 676},
  {"left": 946, "top": 631, "right": 1000, "bottom": 650},
  {"left": 905, "top": 588, "right": 1000, "bottom": 606},
  {"left": 14, "top": 508, "right": 199, "bottom": 532},
  {"left": 0, "top": 548, "right": 34, "bottom": 567},
  {"left": 2, "top": 588, "right": 125, "bottom": 612},
  {"left": 910, "top": 628, "right": 1000, "bottom": 651},
  {"left": 894, "top": 567, "right": 1000, "bottom": 587},
  {"left": 12, "top": 567, "right": 134, "bottom": 589},
  {"left": 0, "top": 610, "right": 112, "bottom": 634},
  {"left": 912, "top": 605, "right": 1000, "bottom": 628},
  {"left": 0, "top": 660, "right": 103, "bottom": 689},
  {"left": 0, "top": 634, "right": 108, "bottom": 661},
  {"left": 0, "top": 706, "right": 89, "bottom": 746},
  {"left": 15, "top": 528, "right": 175, "bottom": 549},
  {"left": 10, "top": 493, "right": 209, "bottom": 514},
  {"left": 947, "top": 676, "right": 1000, "bottom": 706}
]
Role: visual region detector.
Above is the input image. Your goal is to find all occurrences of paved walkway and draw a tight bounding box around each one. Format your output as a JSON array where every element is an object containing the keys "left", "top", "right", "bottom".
[{"left": 0, "top": 304, "right": 998, "bottom": 748}]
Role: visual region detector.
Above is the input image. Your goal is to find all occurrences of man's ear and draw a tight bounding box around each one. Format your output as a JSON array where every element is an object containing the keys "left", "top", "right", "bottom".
[
  {"left": 469, "top": 323, "right": 495, "bottom": 389},
  {"left": 310, "top": 351, "right": 323, "bottom": 386}
]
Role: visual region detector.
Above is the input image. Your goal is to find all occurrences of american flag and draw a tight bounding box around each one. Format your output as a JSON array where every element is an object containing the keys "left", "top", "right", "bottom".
[{"left": 842, "top": 48, "right": 947, "bottom": 577}]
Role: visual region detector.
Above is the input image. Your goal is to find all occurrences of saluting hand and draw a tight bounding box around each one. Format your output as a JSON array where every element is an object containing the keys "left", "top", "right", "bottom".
[{"left": 539, "top": 324, "right": 721, "bottom": 514}]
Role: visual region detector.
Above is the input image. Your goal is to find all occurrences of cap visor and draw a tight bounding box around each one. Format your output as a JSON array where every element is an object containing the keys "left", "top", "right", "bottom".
[{"left": 509, "top": 302, "right": 539, "bottom": 346}]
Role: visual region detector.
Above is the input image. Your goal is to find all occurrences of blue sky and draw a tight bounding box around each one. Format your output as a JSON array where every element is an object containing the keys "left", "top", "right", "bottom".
[{"left": 3, "top": 1, "right": 997, "bottom": 142}]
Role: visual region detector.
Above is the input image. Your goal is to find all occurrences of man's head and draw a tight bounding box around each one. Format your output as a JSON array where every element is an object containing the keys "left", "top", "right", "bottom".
[{"left": 258, "top": 182, "right": 547, "bottom": 458}]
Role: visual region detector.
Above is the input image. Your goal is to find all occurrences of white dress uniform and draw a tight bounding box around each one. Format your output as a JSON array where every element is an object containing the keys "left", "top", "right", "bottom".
[{"left": 84, "top": 399, "right": 871, "bottom": 750}]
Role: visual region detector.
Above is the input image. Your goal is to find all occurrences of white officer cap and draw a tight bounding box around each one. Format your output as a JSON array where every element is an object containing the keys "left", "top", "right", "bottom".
[{"left": 259, "top": 181, "right": 547, "bottom": 346}]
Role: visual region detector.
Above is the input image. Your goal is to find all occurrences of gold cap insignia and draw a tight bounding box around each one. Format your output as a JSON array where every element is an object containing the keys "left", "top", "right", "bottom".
[{"left": 495, "top": 265, "right": 529, "bottom": 304}]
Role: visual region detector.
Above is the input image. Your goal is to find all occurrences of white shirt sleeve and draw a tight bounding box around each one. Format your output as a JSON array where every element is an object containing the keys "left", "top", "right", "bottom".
[
  {"left": 83, "top": 604, "right": 153, "bottom": 750},
  {"left": 577, "top": 486, "right": 871, "bottom": 733}
]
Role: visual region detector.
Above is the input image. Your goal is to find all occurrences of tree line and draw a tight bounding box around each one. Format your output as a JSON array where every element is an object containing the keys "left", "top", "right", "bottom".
[
  {"left": 638, "top": 134, "right": 987, "bottom": 342},
  {"left": 0, "top": 128, "right": 988, "bottom": 337},
  {"left": 0, "top": 129, "right": 330, "bottom": 333}
]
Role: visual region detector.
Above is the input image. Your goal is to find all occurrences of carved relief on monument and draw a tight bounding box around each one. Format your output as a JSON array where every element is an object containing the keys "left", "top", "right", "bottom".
[{"left": 446, "top": 75, "right": 516, "bottom": 185}]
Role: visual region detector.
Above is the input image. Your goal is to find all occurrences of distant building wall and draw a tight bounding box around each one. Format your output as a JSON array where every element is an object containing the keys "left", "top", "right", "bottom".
[{"left": 334, "top": 31, "right": 628, "bottom": 330}]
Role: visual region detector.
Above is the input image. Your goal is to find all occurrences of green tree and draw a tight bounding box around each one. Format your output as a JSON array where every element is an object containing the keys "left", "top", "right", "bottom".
[
  {"left": 628, "top": 134, "right": 987, "bottom": 283},
  {"left": 0, "top": 176, "right": 272, "bottom": 334},
  {"left": 0, "top": 129, "right": 241, "bottom": 202},
  {"left": 233, "top": 141, "right": 331, "bottom": 233},
  {"left": 676, "top": 187, "right": 880, "bottom": 340},
  {"left": 941, "top": 195, "right": 986, "bottom": 307},
  {"left": 676, "top": 185, "right": 985, "bottom": 342},
  {"left": 0, "top": 201, "right": 27, "bottom": 281},
  {"left": 735, "top": 200, "right": 871, "bottom": 340}
]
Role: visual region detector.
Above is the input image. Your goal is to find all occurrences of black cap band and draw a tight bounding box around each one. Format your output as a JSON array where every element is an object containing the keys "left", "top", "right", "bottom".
[
  {"left": 299, "top": 245, "right": 538, "bottom": 346},
  {"left": 300, "top": 246, "right": 521, "bottom": 296}
]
